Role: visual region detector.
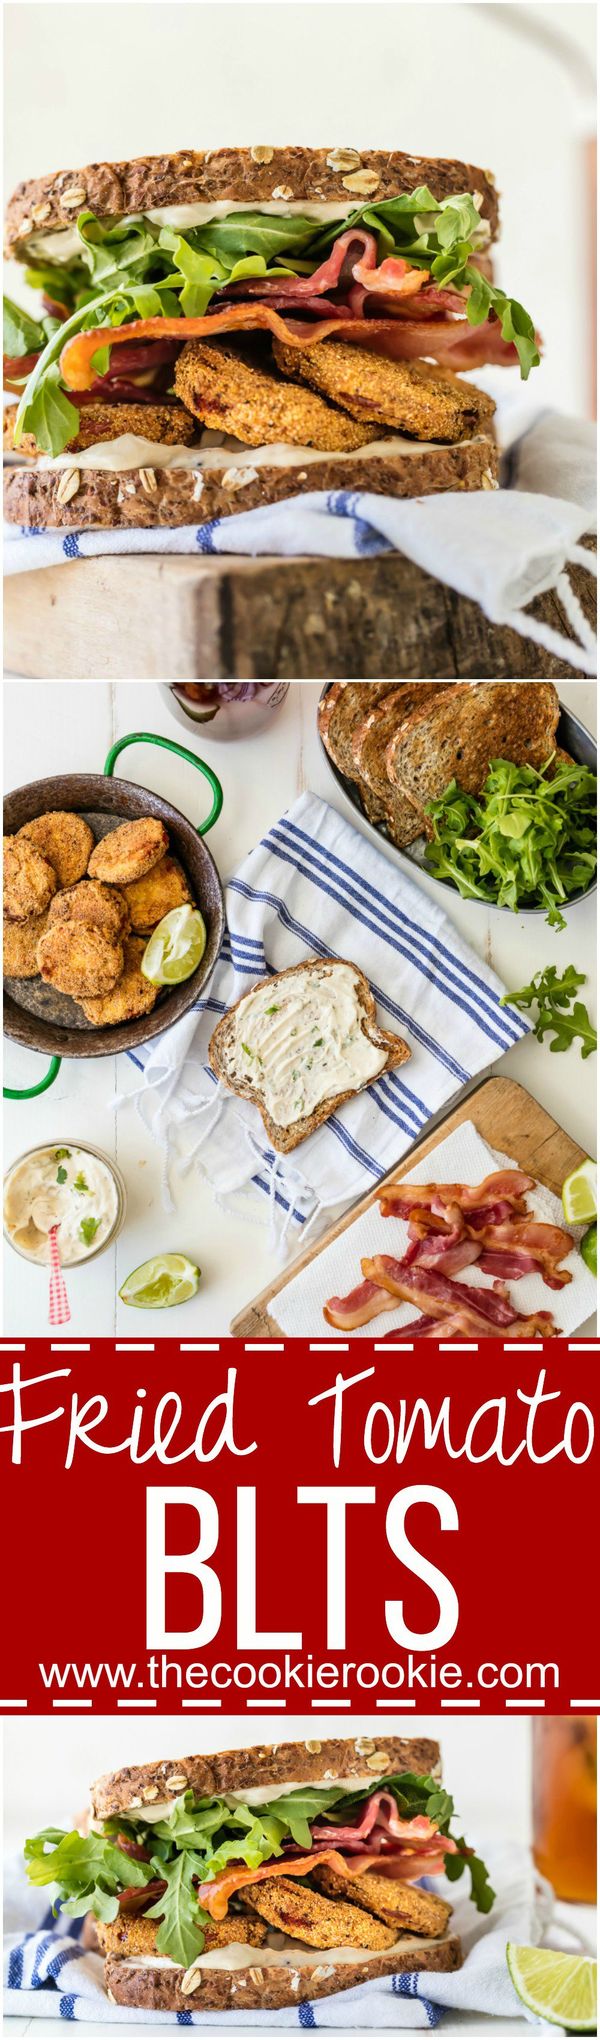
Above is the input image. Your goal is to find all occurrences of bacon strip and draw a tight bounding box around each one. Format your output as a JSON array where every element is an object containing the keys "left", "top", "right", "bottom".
[
  {"left": 59, "top": 300, "right": 524, "bottom": 391},
  {"left": 196, "top": 1849, "right": 357, "bottom": 1921},
  {"left": 379, "top": 1172, "right": 535, "bottom": 1218},
  {"left": 324, "top": 1277, "right": 399, "bottom": 1331}
]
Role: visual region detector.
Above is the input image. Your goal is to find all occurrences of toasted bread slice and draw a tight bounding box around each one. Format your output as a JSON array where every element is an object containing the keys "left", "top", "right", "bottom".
[
  {"left": 386, "top": 680, "right": 561, "bottom": 820},
  {"left": 311, "top": 1863, "right": 452, "bottom": 1938},
  {"left": 104, "top": 1930, "right": 462, "bottom": 2012},
  {"left": 208, "top": 958, "right": 411, "bottom": 1154},
  {"left": 318, "top": 684, "right": 397, "bottom": 822},
  {"left": 352, "top": 685, "right": 444, "bottom": 846},
  {"left": 6, "top": 148, "right": 499, "bottom": 259},
  {"left": 91, "top": 1734, "right": 441, "bottom": 1819}
]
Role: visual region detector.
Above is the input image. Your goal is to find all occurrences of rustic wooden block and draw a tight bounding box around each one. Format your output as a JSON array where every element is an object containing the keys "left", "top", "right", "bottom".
[{"left": 4, "top": 540, "right": 595, "bottom": 680}]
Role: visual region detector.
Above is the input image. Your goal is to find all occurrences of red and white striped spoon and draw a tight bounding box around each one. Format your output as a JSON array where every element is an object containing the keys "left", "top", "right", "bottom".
[{"left": 48, "top": 1223, "right": 71, "bottom": 1327}]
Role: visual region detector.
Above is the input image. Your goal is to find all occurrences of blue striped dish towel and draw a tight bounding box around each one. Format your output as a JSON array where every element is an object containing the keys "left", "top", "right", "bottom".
[
  {"left": 4, "top": 416, "right": 596, "bottom": 671},
  {"left": 120, "top": 790, "right": 529, "bottom": 1254},
  {"left": 3, "top": 1842, "right": 558, "bottom": 2025}
]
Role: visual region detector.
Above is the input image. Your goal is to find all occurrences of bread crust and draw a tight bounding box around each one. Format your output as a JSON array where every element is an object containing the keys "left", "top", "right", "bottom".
[
  {"left": 207, "top": 958, "right": 411, "bottom": 1154},
  {"left": 5, "top": 147, "right": 499, "bottom": 256},
  {"left": 3, "top": 436, "right": 499, "bottom": 528},
  {"left": 386, "top": 679, "right": 561, "bottom": 814},
  {"left": 90, "top": 1734, "right": 441, "bottom": 1817},
  {"left": 104, "top": 1933, "right": 462, "bottom": 2011}
]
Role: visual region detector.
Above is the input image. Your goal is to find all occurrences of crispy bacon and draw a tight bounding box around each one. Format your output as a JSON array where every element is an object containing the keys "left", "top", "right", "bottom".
[
  {"left": 361, "top": 1256, "right": 555, "bottom": 1337},
  {"left": 60, "top": 300, "right": 525, "bottom": 391},
  {"left": 196, "top": 1849, "right": 355, "bottom": 1921},
  {"left": 467, "top": 1218, "right": 572, "bottom": 1289},
  {"left": 324, "top": 1276, "right": 398, "bottom": 1331},
  {"left": 379, "top": 1172, "right": 535, "bottom": 1219}
]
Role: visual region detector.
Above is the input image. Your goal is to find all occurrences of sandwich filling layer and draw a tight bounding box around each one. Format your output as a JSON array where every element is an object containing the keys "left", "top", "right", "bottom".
[
  {"left": 24, "top": 1755, "right": 493, "bottom": 1973},
  {"left": 4, "top": 177, "right": 539, "bottom": 469}
]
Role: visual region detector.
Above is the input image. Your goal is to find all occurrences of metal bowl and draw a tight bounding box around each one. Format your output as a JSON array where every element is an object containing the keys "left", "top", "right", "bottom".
[
  {"left": 4, "top": 745, "right": 225, "bottom": 1066},
  {"left": 318, "top": 687, "right": 597, "bottom": 917}
]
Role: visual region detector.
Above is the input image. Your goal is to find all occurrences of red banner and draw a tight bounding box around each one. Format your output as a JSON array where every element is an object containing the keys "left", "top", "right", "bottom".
[{"left": 1, "top": 1338, "right": 598, "bottom": 1715}]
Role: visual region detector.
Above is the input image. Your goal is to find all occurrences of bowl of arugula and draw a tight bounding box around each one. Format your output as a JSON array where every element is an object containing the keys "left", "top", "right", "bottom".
[{"left": 411, "top": 703, "right": 597, "bottom": 931}]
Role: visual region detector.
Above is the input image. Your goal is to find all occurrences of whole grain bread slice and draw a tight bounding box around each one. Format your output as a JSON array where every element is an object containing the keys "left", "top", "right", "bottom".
[
  {"left": 318, "top": 683, "right": 397, "bottom": 821},
  {"left": 352, "top": 685, "right": 444, "bottom": 846},
  {"left": 3, "top": 436, "right": 500, "bottom": 529},
  {"left": 207, "top": 958, "right": 411, "bottom": 1154},
  {"left": 5, "top": 147, "right": 499, "bottom": 258},
  {"left": 386, "top": 680, "right": 561, "bottom": 819},
  {"left": 104, "top": 1932, "right": 462, "bottom": 2012},
  {"left": 91, "top": 1734, "right": 440, "bottom": 1818}
]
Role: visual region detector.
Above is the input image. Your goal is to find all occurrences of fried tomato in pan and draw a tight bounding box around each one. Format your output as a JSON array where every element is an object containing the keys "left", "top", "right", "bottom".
[
  {"left": 3, "top": 835, "right": 58, "bottom": 922},
  {"left": 88, "top": 818, "right": 169, "bottom": 886},
  {"left": 17, "top": 811, "right": 94, "bottom": 888}
]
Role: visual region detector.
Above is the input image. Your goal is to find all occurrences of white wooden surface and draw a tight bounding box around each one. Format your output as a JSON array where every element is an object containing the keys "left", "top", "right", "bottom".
[{"left": 2, "top": 681, "right": 596, "bottom": 1338}]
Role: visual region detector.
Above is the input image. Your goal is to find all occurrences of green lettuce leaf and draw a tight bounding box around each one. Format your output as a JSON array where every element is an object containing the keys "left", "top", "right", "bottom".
[
  {"left": 145, "top": 1851, "right": 210, "bottom": 1968},
  {"left": 3, "top": 294, "right": 56, "bottom": 360}
]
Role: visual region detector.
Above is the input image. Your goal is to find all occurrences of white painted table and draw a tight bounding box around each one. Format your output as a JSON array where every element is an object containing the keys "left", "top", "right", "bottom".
[{"left": 3, "top": 681, "right": 596, "bottom": 1337}]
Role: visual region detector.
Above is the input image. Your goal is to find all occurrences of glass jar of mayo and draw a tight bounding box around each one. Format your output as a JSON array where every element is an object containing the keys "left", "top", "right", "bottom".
[{"left": 3, "top": 1142, "right": 126, "bottom": 1267}]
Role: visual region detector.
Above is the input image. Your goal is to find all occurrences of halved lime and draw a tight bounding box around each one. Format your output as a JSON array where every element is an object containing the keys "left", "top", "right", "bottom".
[
  {"left": 581, "top": 1221, "right": 597, "bottom": 1276},
  {"left": 141, "top": 906, "right": 207, "bottom": 987},
  {"left": 562, "top": 1158, "right": 597, "bottom": 1227},
  {"left": 506, "top": 1945, "right": 596, "bottom": 2031},
  {"left": 119, "top": 1253, "right": 200, "bottom": 1310}
]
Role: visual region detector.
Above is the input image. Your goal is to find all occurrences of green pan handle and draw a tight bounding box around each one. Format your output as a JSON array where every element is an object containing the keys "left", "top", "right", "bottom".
[
  {"left": 103, "top": 731, "right": 223, "bottom": 836},
  {"left": 4, "top": 1054, "right": 62, "bottom": 1102}
]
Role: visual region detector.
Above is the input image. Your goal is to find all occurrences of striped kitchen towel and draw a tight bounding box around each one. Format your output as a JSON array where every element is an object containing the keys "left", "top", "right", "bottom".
[
  {"left": 119, "top": 790, "right": 529, "bottom": 1253},
  {"left": 4, "top": 416, "right": 596, "bottom": 672},
  {"left": 3, "top": 1842, "right": 556, "bottom": 2025}
]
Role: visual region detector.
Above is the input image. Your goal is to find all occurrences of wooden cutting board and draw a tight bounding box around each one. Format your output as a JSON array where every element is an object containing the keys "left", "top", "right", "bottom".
[
  {"left": 231, "top": 1074, "right": 584, "bottom": 1337},
  {"left": 5, "top": 546, "right": 595, "bottom": 680}
]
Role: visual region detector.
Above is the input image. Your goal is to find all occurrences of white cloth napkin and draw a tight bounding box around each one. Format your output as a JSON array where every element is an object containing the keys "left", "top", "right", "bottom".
[
  {"left": 4, "top": 413, "right": 596, "bottom": 673},
  {"left": 269, "top": 1119, "right": 596, "bottom": 1338},
  {"left": 120, "top": 791, "right": 529, "bottom": 1253},
  {"left": 2, "top": 1841, "right": 572, "bottom": 2027}
]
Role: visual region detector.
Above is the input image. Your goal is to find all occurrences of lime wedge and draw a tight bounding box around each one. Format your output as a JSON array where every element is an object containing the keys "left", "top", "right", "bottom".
[
  {"left": 562, "top": 1158, "right": 597, "bottom": 1227},
  {"left": 119, "top": 1253, "right": 200, "bottom": 1310},
  {"left": 142, "top": 906, "right": 207, "bottom": 987},
  {"left": 581, "top": 1221, "right": 597, "bottom": 1276},
  {"left": 506, "top": 1945, "right": 597, "bottom": 2031}
]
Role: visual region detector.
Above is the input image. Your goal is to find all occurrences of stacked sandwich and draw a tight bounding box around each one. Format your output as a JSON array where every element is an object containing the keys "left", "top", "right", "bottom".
[
  {"left": 319, "top": 681, "right": 562, "bottom": 849},
  {"left": 24, "top": 1735, "right": 493, "bottom": 2012},
  {"left": 4, "top": 145, "right": 539, "bottom": 529}
]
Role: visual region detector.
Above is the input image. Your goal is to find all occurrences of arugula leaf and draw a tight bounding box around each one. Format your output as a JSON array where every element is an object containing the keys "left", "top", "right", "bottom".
[
  {"left": 424, "top": 756, "right": 597, "bottom": 927},
  {"left": 444, "top": 1838, "right": 496, "bottom": 1913},
  {"left": 24, "top": 1827, "right": 150, "bottom": 1922},
  {"left": 501, "top": 965, "right": 597, "bottom": 1057},
  {"left": 3, "top": 294, "right": 55, "bottom": 360},
  {"left": 145, "top": 1851, "right": 208, "bottom": 1968}
]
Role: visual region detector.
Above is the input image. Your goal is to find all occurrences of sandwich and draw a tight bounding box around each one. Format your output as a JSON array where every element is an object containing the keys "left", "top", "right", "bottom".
[
  {"left": 208, "top": 958, "right": 411, "bottom": 1152},
  {"left": 23, "top": 1734, "right": 493, "bottom": 2011},
  {"left": 3, "top": 145, "right": 539, "bottom": 530}
]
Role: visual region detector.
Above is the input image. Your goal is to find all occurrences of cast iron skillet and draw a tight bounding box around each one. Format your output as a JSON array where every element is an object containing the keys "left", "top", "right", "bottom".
[{"left": 3, "top": 731, "right": 225, "bottom": 1099}]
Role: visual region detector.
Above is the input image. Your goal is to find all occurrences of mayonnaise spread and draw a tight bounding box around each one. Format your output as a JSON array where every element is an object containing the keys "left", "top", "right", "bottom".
[
  {"left": 36, "top": 433, "right": 466, "bottom": 475},
  {"left": 23, "top": 202, "right": 355, "bottom": 265},
  {"left": 93, "top": 1772, "right": 379, "bottom": 1828},
  {"left": 3, "top": 1143, "right": 119, "bottom": 1265},
  {"left": 123, "top": 1931, "right": 440, "bottom": 1979},
  {"left": 225, "top": 964, "right": 386, "bottom": 1127}
]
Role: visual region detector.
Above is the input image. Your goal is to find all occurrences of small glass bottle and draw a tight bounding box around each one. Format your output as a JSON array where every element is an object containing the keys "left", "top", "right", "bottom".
[
  {"left": 162, "top": 682, "right": 289, "bottom": 740},
  {"left": 532, "top": 1717, "right": 597, "bottom": 1902}
]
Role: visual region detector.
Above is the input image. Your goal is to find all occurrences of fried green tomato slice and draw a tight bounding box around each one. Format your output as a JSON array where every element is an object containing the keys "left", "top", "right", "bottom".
[
  {"left": 37, "top": 922, "right": 124, "bottom": 997},
  {"left": 78, "top": 936, "right": 158, "bottom": 1025},
  {"left": 3, "top": 835, "right": 58, "bottom": 922},
  {"left": 17, "top": 811, "right": 94, "bottom": 887},
  {"left": 88, "top": 818, "right": 169, "bottom": 886},
  {"left": 120, "top": 854, "right": 192, "bottom": 932},
  {"left": 174, "top": 340, "right": 380, "bottom": 451},
  {"left": 3, "top": 908, "right": 49, "bottom": 978},
  {"left": 48, "top": 878, "right": 130, "bottom": 939}
]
